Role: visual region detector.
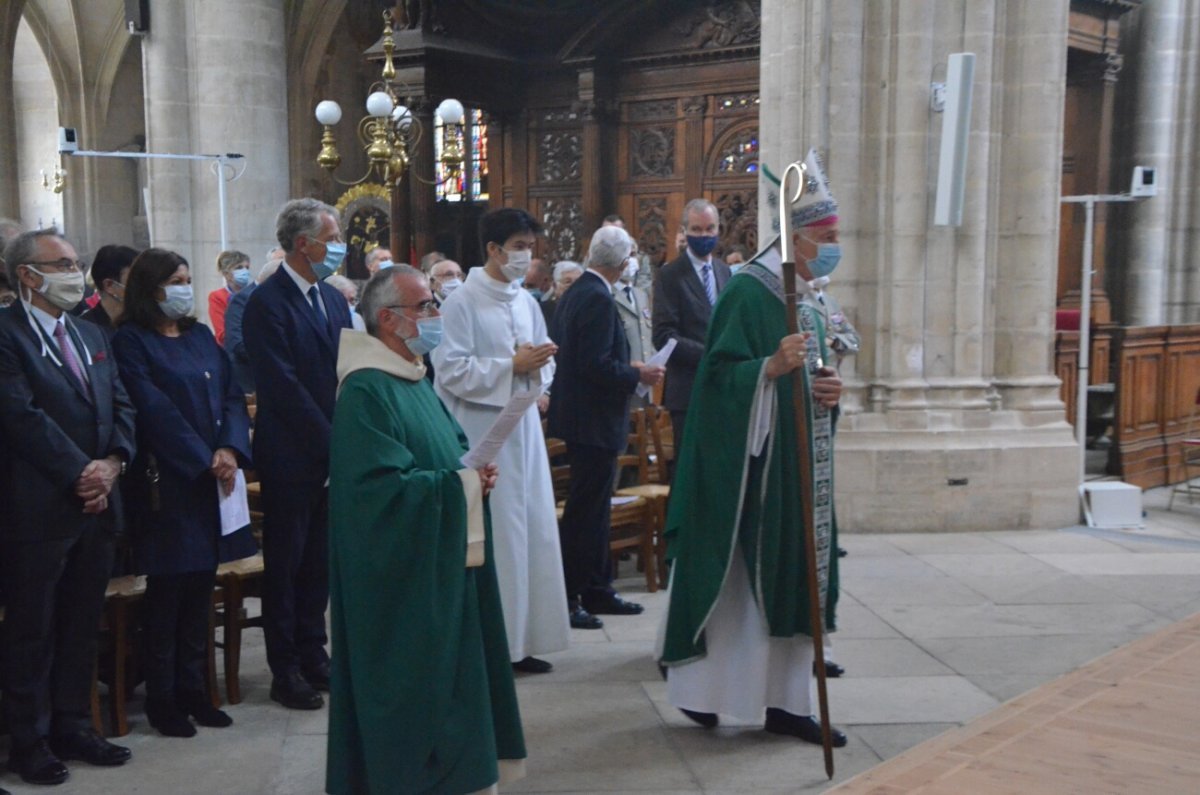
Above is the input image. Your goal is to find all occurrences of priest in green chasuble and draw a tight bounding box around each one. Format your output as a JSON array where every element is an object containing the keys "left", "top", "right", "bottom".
[
  {"left": 658, "top": 148, "right": 848, "bottom": 747},
  {"left": 326, "top": 266, "right": 526, "bottom": 795}
]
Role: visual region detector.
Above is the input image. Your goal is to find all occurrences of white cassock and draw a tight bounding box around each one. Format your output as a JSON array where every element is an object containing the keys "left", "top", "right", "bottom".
[{"left": 432, "top": 267, "right": 570, "bottom": 661}]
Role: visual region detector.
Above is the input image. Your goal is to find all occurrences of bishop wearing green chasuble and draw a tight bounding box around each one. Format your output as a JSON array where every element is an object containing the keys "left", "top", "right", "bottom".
[
  {"left": 658, "top": 148, "right": 848, "bottom": 748},
  {"left": 326, "top": 266, "right": 526, "bottom": 795}
]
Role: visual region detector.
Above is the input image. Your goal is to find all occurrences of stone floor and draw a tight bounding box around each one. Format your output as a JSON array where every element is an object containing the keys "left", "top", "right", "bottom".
[{"left": 2, "top": 486, "right": 1198, "bottom": 794}]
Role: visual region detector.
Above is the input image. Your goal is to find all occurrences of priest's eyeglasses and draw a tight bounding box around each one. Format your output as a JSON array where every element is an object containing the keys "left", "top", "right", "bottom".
[{"left": 388, "top": 300, "right": 438, "bottom": 317}]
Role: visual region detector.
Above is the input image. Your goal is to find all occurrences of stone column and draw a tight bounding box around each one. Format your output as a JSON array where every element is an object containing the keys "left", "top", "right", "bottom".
[
  {"left": 1123, "top": 0, "right": 1184, "bottom": 326},
  {"left": 760, "top": 0, "right": 1077, "bottom": 532},
  {"left": 142, "top": 0, "right": 288, "bottom": 324},
  {"left": 0, "top": 0, "right": 25, "bottom": 220}
]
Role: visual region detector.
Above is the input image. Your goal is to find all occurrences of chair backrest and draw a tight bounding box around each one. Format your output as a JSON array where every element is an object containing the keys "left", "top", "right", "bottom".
[
  {"left": 544, "top": 436, "right": 571, "bottom": 502},
  {"left": 618, "top": 408, "right": 650, "bottom": 485},
  {"left": 645, "top": 405, "right": 675, "bottom": 484}
]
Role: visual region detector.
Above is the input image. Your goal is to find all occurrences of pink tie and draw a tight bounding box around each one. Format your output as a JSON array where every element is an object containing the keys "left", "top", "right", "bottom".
[{"left": 53, "top": 321, "right": 88, "bottom": 392}]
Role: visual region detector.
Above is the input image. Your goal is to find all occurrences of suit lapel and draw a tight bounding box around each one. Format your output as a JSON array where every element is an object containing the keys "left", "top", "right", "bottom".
[
  {"left": 278, "top": 271, "right": 336, "bottom": 357},
  {"left": 20, "top": 305, "right": 93, "bottom": 403}
]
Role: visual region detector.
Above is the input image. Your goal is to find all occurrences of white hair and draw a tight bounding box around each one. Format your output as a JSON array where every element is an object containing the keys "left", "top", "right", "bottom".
[
  {"left": 256, "top": 259, "right": 282, "bottom": 284},
  {"left": 586, "top": 226, "right": 632, "bottom": 271},
  {"left": 553, "top": 260, "right": 583, "bottom": 282}
]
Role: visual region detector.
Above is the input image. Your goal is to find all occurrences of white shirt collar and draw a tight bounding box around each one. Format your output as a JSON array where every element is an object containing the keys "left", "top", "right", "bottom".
[
  {"left": 686, "top": 247, "right": 713, "bottom": 272},
  {"left": 585, "top": 268, "right": 615, "bottom": 294},
  {"left": 282, "top": 261, "right": 318, "bottom": 295},
  {"left": 27, "top": 301, "right": 64, "bottom": 336}
]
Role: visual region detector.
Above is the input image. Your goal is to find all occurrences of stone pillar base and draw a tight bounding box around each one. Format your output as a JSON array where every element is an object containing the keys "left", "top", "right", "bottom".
[{"left": 834, "top": 417, "right": 1078, "bottom": 533}]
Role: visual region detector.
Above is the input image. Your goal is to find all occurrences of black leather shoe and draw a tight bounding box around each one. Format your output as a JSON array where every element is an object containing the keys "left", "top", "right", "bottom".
[
  {"left": 302, "top": 661, "right": 331, "bottom": 692},
  {"left": 145, "top": 697, "right": 196, "bottom": 738},
  {"left": 8, "top": 739, "right": 69, "bottom": 785},
  {"left": 512, "top": 656, "right": 553, "bottom": 674},
  {"left": 177, "top": 691, "right": 233, "bottom": 728},
  {"left": 569, "top": 606, "right": 603, "bottom": 629},
  {"left": 815, "top": 660, "right": 845, "bottom": 678},
  {"left": 582, "top": 593, "right": 644, "bottom": 615},
  {"left": 764, "top": 708, "right": 847, "bottom": 747},
  {"left": 680, "top": 708, "right": 718, "bottom": 728},
  {"left": 271, "top": 671, "right": 324, "bottom": 710},
  {"left": 838, "top": 546, "right": 848, "bottom": 558},
  {"left": 49, "top": 729, "right": 130, "bottom": 767}
]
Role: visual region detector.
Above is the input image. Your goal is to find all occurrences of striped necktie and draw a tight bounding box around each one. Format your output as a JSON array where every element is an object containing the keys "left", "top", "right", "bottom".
[
  {"left": 53, "top": 321, "right": 88, "bottom": 392},
  {"left": 701, "top": 263, "right": 717, "bottom": 305}
]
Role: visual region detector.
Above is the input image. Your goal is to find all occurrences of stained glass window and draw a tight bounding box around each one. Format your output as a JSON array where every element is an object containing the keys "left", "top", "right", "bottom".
[{"left": 435, "top": 107, "right": 489, "bottom": 202}]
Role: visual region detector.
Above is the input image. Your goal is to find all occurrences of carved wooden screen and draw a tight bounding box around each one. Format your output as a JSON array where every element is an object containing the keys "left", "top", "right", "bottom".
[{"left": 530, "top": 107, "right": 586, "bottom": 263}]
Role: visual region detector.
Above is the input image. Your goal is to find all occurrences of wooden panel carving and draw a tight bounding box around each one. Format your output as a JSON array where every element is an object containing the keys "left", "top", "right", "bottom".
[
  {"left": 670, "top": 1, "right": 761, "bottom": 49},
  {"left": 627, "top": 99, "right": 677, "bottom": 122},
  {"left": 1110, "top": 324, "right": 1200, "bottom": 488},
  {"left": 537, "top": 131, "right": 582, "bottom": 183},
  {"left": 630, "top": 127, "right": 676, "bottom": 178},
  {"left": 713, "top": 189, "right": 757, "bottom": 254},
  {"left": 540, "top": 197, "right": 584, "bottom": 262},
  {"left": 636, "top": 197, "right": 669, "bottom": 263},
  {"left": 1056, "top": 332, "right": 1080, "bottom": 428}
]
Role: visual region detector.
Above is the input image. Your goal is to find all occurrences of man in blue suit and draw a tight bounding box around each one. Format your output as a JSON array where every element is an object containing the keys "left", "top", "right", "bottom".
[
  {"left": 0, "top": 229, "right": 136, "bottom": 785},
  {"left": 548, "top": 225, "right": 664, "bottom": 629},
  {"left": 244, "top": 199, "right": 353, "bottom": 710}
]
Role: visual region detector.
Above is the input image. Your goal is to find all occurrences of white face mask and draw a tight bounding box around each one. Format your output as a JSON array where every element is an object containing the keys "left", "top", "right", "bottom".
[
  {"left": 27, "top": 267, "right": 86, "bottom": 312},
  {"left": 622, "top": 257, "right": 639, "bottom": 283},
  {"left": 438, "top": 277, "right": 462, "bottom": 299},
  {"left": 500, "top": 249, "right": 532, "bottom": 282}
]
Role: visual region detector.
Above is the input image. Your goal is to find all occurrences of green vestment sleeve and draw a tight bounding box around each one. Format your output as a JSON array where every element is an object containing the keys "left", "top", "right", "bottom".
[{"left": 326, "top": 369, "right": 525, "bottom": 795}]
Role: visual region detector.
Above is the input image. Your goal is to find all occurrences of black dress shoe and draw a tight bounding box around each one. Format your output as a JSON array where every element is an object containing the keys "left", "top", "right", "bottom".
[
  {"left": 8, "top": 738, "right": 69, "bottom": 785},
  {"left": 763, "top": 708, "right": 847, "bottom": 747},
  {"left": 145, "top": 697, "right": 196, "bottom": 738},
  {"left": 582, "top": 593, "right": 644, "bottom": 615},
  {"left": 838, "top": 546, "right": 848, "bottom": 558},
  {"left": 302, "top": 661, "right": 331, "bottom": 692},
  {"left": 814, "top": 660, "right": 845, "bottom": 678},
  {"left": 679, "top": 708, "right": 718, "bottom": 728},
  {"left": 177, "top": 691, "right": 233, "bottom": 728},
  {"left": 512, "top": 656, "right": 553, "bottom": 674},
  {"left": 569, "top": 606, "right": 603, "bottom": 629},
  {"left": 270, "top": 671, "right": 324, "bottom": 710},
  {"left": 49, "top": 729, "right": 131, "bottom": 767}
]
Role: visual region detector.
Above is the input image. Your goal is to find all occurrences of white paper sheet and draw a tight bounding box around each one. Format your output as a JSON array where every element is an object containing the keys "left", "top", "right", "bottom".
[
  {"left": 219, "top": 470, "right": 251, "bottom": 536},
  {"left": 611, "top": 496, "right": 640, "bottom": 506},
  {"left": 460, "top": 389, "right": 542, "bottom": 469},
  {"left": 636, "top": 337, "right": 678, "bottom": 398}
]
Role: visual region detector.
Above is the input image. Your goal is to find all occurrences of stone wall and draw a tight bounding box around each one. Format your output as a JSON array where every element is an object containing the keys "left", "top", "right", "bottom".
[{"left": 760, "top": 0, "right": 1079, "bottom": 532}]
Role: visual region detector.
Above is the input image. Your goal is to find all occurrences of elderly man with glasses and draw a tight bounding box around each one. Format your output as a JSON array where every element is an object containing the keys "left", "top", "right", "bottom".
[{"left": 0, "top": 228, "right": 136, "bottom": 785}]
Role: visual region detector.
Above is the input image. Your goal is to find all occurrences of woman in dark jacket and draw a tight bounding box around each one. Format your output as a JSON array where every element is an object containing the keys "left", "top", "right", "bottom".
[{"left": 113, "top": 248, "right": 256, "bottom": 737}]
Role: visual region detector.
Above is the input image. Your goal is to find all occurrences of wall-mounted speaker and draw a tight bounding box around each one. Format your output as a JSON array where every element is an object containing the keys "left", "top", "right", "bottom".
[
  {"left": 934, "top": 53, "right": 975, "bottom": 227},
  {"left": 125, "top": 0, "right": 149, "bottom": 36}
]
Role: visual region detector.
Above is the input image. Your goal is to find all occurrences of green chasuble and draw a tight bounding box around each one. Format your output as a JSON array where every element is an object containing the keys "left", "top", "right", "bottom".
[
  {"left": 326, "top": 335, "right": 525, "bottom": 795},
  {"left": 661, "top": 256, "right": 839, "bottom": 666}
]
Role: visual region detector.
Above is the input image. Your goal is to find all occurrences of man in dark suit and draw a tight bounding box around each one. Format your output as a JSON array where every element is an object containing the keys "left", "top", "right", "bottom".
[
  {"left": 0, "top": 229, "right": 136, "bottom": 785},
  {"left": 548, "top": 226, "right": 664, "bottom": 629},
  {"left": 244, "top": 199, "right": 353, "bottom": 711},
  {"left": 651, "top": 199, "right": 731, "bottom": 453}
]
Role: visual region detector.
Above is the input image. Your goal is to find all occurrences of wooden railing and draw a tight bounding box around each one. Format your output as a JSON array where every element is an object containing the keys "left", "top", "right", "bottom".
[{"left": 1054, "top": 323, "right": 1200, "bottom": 488}]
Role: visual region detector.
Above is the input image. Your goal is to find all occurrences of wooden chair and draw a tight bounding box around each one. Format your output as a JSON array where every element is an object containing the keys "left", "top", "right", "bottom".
[
  {"left": 616, "top": 406, "right": 672, "bottom": 588},
  {"left": 212, "top": 553, "right": 265, "bottom": 705},
  {"left": 93, "top": 575, "right": 147, "bottom": 737},
  {"left": 546, "top": 419, "right": 659, "bottom": 592},
  {"left": 1169, "top": 387, "right": 1200, "bottom": 510}
]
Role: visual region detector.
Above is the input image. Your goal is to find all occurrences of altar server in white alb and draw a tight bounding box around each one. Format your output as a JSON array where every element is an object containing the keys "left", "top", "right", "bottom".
[{"left": 432, "top": 207, "right": 570, "bottom": 674}]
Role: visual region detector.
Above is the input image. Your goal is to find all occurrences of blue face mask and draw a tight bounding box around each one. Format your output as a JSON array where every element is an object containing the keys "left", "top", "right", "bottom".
[
  {"left": 527, "top": 288, "right": 544, "bottom": 302},
  {"left": 728, "top": 264, "right": 742, "bottom": 275},
  {"left": 310, "top": 240, "right": 347, "bottom": 280},
  {"left": 686, "top": 234, "right": 719, "bottom": 258},
  {"left": 398, "top": 314, "right": 443, "bottom": 356},
  {"left": 158, "top": 284, "right": 194, "bottom": 320},
  {"left": 231, "top": 268, "right": 252, "bottom": 289},
  {"left": 806, "top": 242, "right": 842, "bottom": 279}
]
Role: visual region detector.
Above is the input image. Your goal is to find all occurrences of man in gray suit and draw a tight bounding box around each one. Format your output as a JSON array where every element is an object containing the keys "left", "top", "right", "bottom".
[
  {"left": 650, "top": 199, "right": 731, "bottom": 452},
  {"left": 615, "top": 248, "right": 655, "bottom": 408}
]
